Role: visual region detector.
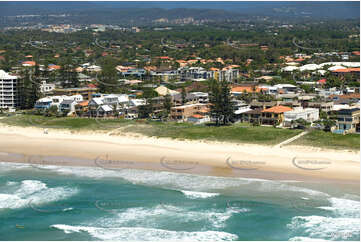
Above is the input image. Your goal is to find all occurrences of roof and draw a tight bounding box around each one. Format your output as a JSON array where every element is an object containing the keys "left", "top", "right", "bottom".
[
  {"left": 332, "top": 68, "right": 360, "bottom": 73},
  {"left": 231, "top": 86, "right": 261, "bottom": 93},
  {"left": 76, "top": 101, "right": 89, "bottom": 107},
  {"left": 318, "top": 79, "right": 327, "bottom": 84},
  {"left": 190, "top": 114, "right": 204, "bottom": 119},
  {"left": 262, "top": 105, "right": 293, "bottom": 113},
  {"left": 331, "top": 93, "right": 360, "bottom": 100},
  {"left": 22, "top": 61, "right": 36, "bottom": 66},
  {"left": 155, "top": 86, "right": 179, "bottom": 96},
  {"left": 244, "top": 108, "right": 263, "bottom": 114},
  {"left": 99, "top": 105, "right": 113, "bottom": 112},
  {"left": 48, "top": 65, "right": 61, "bottom": 70},
  {"left": 0, "top": 70, "right": 17, "bottom": 80},
  {"left": 61, "top": 99, "right": 75, "bottom": 105},
  {"left": 337, "top": 108, "right": 360, "bottom": 114}
]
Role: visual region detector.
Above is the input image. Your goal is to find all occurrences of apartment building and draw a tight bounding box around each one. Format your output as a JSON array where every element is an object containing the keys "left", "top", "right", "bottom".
[
  {"left": 0, "top": 70, "right": 18, "bottom": 109},
  {"left": 53, "top": 86, "right": 98, "bottom": 101}
]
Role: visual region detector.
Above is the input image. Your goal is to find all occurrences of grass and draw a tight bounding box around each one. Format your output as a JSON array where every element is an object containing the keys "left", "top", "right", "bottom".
[
  {"left": 288, "top": 130, "right": 360, "bottom": 151},
  {"left": 1, "top": 114, "right": 359, "bottom": 149},
  {"left": 0, "top": 114, "right": 302, "bottom": 145},
  {"left": 0, "top": 114, "right": 134, "bottom": 130},
  {"left": 122, "top": 122, "right": 302, "bottom": 145}
]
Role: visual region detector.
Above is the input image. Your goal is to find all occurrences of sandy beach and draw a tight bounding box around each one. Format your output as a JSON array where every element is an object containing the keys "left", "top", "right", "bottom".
[{"left": 0, "top": 123, "right": 359, "bottom": 184}]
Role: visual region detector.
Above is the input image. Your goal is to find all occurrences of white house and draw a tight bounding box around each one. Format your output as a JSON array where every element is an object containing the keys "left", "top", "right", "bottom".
[
  {"left": 59, "top": 99, "right": 77, "bottom": 115},
  {"left": 40, "top": 81, "right": 56, "bottom": 93},
  {"left": 87, "top": 65, "right": 102, "bottom": 72},
  {"left": 96, "top": 105, "right": 114, "bottom": 117},
  {"left": 35, "top": 95, "right": 83, "bottom": 111},
  {"left": 283, "top": 107, "right": 319, "bottom": 127}
]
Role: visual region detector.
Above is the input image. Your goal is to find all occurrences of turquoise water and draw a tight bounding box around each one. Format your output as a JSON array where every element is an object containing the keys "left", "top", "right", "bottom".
[{"left": 0, "top": 162, "right": 359, "bottom": 241}]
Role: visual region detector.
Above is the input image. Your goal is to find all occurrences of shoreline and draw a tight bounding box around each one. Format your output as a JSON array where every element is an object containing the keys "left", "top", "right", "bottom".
[{"left": 0, "top": 124, "right": 359, "bottom": 185}]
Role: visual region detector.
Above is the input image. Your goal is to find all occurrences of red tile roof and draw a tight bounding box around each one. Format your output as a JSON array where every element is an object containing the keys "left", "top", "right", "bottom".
[
  {"left": 262, "top": 105, "right": 293, "bottom": 114},
  {"left": 22, "top": 61, "right": 36, "bottom": 66},
  {"left": 231, "top": 86, "right": 261, "bottom": 93},
  {"left": 332, "top": 68, "right": 360, "bottom": 73},
  {"left": 191, "top": 114, "right": 204, "bottom": 119}
]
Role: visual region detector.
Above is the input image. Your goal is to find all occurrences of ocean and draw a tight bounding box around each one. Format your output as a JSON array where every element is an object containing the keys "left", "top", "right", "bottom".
[{"left": 0, "top": 161, "right": 359, "bottom": 241}]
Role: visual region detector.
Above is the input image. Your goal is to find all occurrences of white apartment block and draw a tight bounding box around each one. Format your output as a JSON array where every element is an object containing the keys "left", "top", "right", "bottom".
[{"left": 0, "top": 70, "right": 18, "bottom": 109}]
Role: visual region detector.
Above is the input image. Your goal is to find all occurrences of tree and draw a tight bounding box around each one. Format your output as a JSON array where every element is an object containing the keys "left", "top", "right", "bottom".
[
  {"left": 18, "top": 69, "right": 41, "bottom": 110},
  {"left": 208, "top": 79, "right": 234, "bottom": 126},
  {"left": 138, "top": 102, "right": 153, "bottom": 119},
  {"left": 163, "top": 94, "right": 172, "bottom": 118},
  {"left": 60, "top": 57, "right": 79, "bottom": 88},
  {"left": 98, "top": 57, "right": 119, "bottom": 93},
  {"left": 181, "top": 87, "right": 186, "bottom": 105},
  {"left": 47, "top": 105, "right": 59, "bottom": 117}
]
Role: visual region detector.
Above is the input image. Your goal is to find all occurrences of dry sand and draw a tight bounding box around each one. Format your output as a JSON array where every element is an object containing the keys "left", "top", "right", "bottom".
[{"left": 0, "top": 123, "right": 359, "bottom": 184}]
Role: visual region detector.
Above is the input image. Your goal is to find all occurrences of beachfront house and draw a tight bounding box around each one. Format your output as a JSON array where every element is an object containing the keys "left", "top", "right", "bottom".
[
  {"left": 35, "top": 94, "right": 83, "bottom": 111},
  {"left": 88, "top": 94, "right": 129, "bottom": 117},
  {"left": 261, "top": 105, "right": 293, "bottom": 126},
  {"left": 240, "top": 108, "right": 263, "bottom": 124},
  {"left": 232, "top": 100, "right": 252, "bottom": 122},
  {"left": 88, "top": 97, "right": 104, "bottom": 117},
  {"left": 75, "top": 101, "right": 89, "bottom": 117},
  {"left": 170, "top": 103, "right": 209, "bottom": 122},
  {"left": 96, "top": 105, "right": 115, "bottom": 117},
  {"left": 334, "top": 108, "right": 360, "bottom": 134},
  {"left": 187, "top": 114, "right": 210, "bottom": 124},
  {"left": 283, "top": 107, "right": 319, "bottom": 127},
  {"left": 59, "top": 99, "right": 77, "bottom": 115}
]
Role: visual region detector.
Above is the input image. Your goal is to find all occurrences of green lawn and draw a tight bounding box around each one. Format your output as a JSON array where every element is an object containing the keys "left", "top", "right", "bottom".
[
  {"left": 0, "top": 114, "right": 134, "bottom": 130},
  {"left": 0, "top": 114, "right": 302, "bottom": 145},
  {"left": 123, "top": 122, "right": 302, "bottom": 145},
  {"left": 2, "top": 114, "right": 358, "bottom": 149},
  {"left": 288, "top": 130, "right": 360, "bottom": 151}
]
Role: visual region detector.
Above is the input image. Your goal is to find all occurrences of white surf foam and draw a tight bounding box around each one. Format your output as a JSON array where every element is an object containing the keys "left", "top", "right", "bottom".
[
  {"left": 318, "top": 197, "right": 360, "bottom": 218},
  {"left": 17, "top": 164, "right": 331, "bottom": 200},
  {"left": 289, "top": 237, "right": 328, "bottom": 241},
  {"left": 95, "top": 204, "right": 239, "bottom": 229},
  {"left": 288, "top": 215, "right": 359, "bottom": 240},
  {"left": 180, "top": 190, "right": 219, "bottom": 199},
  {"left": 0, "top": 180, "right": 78, "bottom": 210},
  {"left": 51, "top": 224, "right": 238, "bottom": 241},
  {"left": 288, "top": 195, "right": 360, "bottom": 241}
]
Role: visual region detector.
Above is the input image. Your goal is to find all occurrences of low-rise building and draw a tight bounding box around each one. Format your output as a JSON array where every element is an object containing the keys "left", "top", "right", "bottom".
[
  {"left": 261, "top": 105, "right": 293, "bottom": 126},
  {"left": 75, "top": 101, "right": 89, "bottom": 116},
  {"left": 187, "top": 114, "right": 210, "bottom": 124},
  {"left": 53, "top": 86, "right": 98, "bottom": 101},
  {"left": 40, "top": 80, "right": 56, "bottom": 93},
  {"left": 283, "top": 107, "right": 319, "bottom": 127},
  {"left": 306, "top": 101, "right": 334, "bottom": 112},
  {"left": 170, "top": 103, "right": 209, "bottom": 122},
  {"left": 59, "top": 99, "right": 77, "bottom": 115},
  {"left": 335, "top": 108, "right": 360, "bottom": 134},
  {"left": 240, "top": 108, "right": 263, "bottom": 124}
]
